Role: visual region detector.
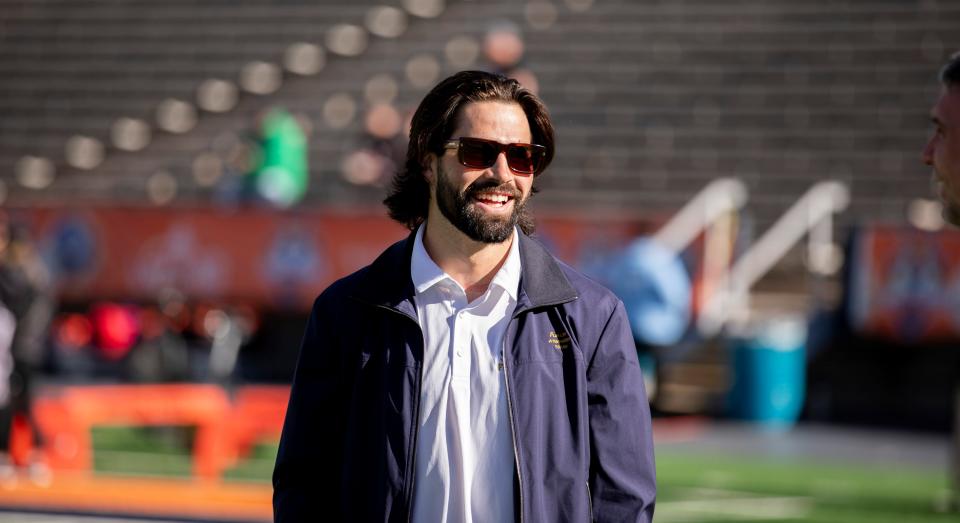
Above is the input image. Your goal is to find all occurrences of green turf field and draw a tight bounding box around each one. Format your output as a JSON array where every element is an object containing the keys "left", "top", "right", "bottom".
[
  {"left": 92, "top": 426, "right": 955, "bottom": 522},
  {"left": 655, "top": 451, "right": 954, "bottom": 522},
  {"left": 92, "top": 425, "right": 278, "bottom": 481}
]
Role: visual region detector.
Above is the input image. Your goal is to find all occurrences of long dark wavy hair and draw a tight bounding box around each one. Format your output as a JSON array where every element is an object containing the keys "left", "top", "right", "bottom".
[
  {"left": 383, "top": 70, "right": 555, "bottom": 234},
  {"left": 942, "top": 51, "right": 960, "bottom": 87}
]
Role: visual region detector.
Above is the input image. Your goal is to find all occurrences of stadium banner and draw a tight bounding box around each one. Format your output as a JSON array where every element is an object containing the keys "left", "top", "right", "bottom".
[
  {"left": 849, "top": 225, "right": 960, "bottom": 343},
  {"left": 7, "top": 206, "right": 660, "bottom": 311}
]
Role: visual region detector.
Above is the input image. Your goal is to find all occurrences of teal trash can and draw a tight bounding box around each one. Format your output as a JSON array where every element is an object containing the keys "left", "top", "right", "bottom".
[{"left": 727, "top": 315, "right": 807, "bottom": 427}]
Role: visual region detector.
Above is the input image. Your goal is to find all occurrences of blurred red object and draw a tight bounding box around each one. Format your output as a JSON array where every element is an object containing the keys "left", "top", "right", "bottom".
[
  {"left": 90, "top": 303, "right": 140, "bottom": 359},
  {"left": 138, "top": 307, "right": 166, "bottom": 340},
  {"left": 54, "top": 313, "right": 94, "bottom": 351}
]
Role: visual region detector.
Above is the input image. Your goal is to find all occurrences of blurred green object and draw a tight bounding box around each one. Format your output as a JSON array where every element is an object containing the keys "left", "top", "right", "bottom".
[{"left": 254, "top": 107, "right": 308, "bottom": 208}]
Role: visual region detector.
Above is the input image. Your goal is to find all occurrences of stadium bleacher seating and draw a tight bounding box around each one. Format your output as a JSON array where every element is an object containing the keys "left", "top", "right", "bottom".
[{"left": 0, "top": 0, "right": 959, "bottom": 231}]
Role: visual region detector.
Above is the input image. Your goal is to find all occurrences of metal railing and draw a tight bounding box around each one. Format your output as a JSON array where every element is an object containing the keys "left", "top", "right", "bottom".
[
  {"left": 653, "top": 177, "right": 749, "bottom": 253},
  {"left": 652, "top": 177, "right": 749, "bottom": 333},
  {"left": 697, "top": 180, "right": 850, "bottom": 336}
]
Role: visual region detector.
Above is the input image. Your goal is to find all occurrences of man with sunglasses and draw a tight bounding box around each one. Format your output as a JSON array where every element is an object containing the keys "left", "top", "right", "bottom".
[{"left": 274, "top": 70, "right": 656, "bottom": 522}]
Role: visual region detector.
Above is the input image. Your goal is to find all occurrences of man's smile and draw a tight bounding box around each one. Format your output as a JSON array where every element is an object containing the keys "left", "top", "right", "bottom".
[{"left": 470, "top": 190, "right": 516, "bottom": 210}]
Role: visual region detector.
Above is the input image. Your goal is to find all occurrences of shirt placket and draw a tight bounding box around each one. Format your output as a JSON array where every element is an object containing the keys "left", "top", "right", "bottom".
[
  {"left": 450, "top": 289, "right": 470, "bottom": 382},
  {"left": 445, "top": 282, "right": 474, "bottom": 520}
]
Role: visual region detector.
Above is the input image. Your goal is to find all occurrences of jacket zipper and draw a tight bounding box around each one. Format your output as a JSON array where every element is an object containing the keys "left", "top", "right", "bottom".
[
  {"left": 406, "top": 351, "right": 424, "bottom": 523},
  {"left": 374, "top": 305, "right": 424, "bottom": 523},
  {"left": 586, "top": 481, "right": 594, "bottom": 521},
  {"left": 501, "top": 317, "right": 525, "bottom": 523},
  {"left": 502, "top": 300, "right": 577, "bottom": 523}
]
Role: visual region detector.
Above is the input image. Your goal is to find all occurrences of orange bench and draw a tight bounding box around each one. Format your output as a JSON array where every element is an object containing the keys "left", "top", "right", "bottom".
[
  {"left": 226, "top": 385, "right": 290, "bottom": 464},
  {"left": 33, "top": 384, "right": 291, "bottom": 481},
  {"left": 35, "top": 384, "right": 232, "bottom": 480}
]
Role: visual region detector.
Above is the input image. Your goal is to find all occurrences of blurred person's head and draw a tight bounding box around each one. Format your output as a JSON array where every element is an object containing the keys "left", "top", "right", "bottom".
[
  {"left": 923, "top": 51, "right": 960, "bottom": 226},
  {"left": 0, "top": 220, "right": 30, "bottom": 261},
  {"left": 0, "top": 222, "right": 49, "bottom": 286},
  {"left": 0, "top": 214, "right": 8, "bottom": 254},
  {"left": 383, "top": 70, "right": 554, "bottom": 241},
  {"left": 7, "top": 223, "right": 33, "bottom": 255}
]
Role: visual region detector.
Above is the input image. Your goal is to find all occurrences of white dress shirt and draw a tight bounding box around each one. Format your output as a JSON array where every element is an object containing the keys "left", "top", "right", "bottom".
[{"left": 409, "top": 224, "right": 520, "bottom": 523}]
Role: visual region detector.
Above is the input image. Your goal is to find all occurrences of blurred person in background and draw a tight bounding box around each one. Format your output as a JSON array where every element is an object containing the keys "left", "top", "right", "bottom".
[
  {"left": 128, "top": 292, "right": 191, "bottom": 384},
  {"left": 922, "top": 50, "right": 960, "bottom": 510},
  {"left": 925, "top": 52, "right": 960, "bottom": 227},
  {"left": 274, "top": 71, "right": 656, "bottom": 522},
  {"left": 0, "top": 217, "right": 53, "bottom": 486}
]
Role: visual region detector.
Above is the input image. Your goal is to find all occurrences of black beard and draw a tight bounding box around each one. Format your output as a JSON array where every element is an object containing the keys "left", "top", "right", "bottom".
[
  {"left": 933, "top": 172, "right": 960, "bottom": 227},
  {"left": 944, "top": 203, "right": 960, "bottom": 228},
  {"left": 435, "top": 166, "right": 524, "bottom": 243}
]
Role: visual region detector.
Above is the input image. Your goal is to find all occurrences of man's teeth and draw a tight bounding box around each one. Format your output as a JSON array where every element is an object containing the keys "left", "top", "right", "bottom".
[{"left": 476, "top": 193, "right": 510, "bottom": 204}]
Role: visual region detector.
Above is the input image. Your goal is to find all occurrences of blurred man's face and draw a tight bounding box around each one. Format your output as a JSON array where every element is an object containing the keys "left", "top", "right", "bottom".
[{"left": 924, "top": 86, "right": 960, "bottom": 226}]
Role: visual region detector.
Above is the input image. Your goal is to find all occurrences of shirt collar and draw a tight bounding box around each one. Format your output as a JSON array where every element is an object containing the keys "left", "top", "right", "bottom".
[
  {"left": 491, "top": 228, "right": 521, "bottom": 301},
  {"left": 410, "top": 224, "right": 522, "bottom": 301},
  {"left": 411, "top": 224, "right": 449, "bottom": 295}
]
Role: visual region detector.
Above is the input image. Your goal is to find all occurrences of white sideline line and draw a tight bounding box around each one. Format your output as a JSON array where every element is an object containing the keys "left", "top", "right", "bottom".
[{"left": 655, "top": 495, "right": 813, "bottom": 522}]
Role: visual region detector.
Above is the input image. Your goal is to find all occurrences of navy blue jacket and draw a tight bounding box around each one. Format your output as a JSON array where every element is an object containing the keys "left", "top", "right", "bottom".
[{"left": 273, "top": 232, "right": 656, "bottom": 522}]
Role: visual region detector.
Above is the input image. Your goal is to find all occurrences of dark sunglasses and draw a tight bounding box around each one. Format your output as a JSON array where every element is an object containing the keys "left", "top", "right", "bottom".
[{"left": 443, "top": 137, "right": 547, "bottom": 175}]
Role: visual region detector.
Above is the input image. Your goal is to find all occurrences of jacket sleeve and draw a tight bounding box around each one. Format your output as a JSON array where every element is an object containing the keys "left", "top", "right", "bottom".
[
  {"left": 586, "top": 299, "right": 656, "bottom": 522},
  {"left": 273, "top": 293, "right": 345, "bottom": 521}
]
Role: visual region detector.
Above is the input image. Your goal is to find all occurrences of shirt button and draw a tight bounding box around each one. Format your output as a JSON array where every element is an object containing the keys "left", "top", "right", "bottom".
[{"left": 456, "top": 350, "right": 463, "bottom": 357}]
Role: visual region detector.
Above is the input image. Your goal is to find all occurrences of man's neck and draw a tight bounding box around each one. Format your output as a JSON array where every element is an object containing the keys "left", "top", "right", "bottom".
[{"left": 421, "top": 216, "right": 514, "bottom": 303}]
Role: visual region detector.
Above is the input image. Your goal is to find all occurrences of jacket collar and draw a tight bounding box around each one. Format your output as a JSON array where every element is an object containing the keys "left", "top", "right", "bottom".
[
  {"left": 352, "top": 229, "right": 578, "bottom": 315},
  {"left": 514, "top": 232, "right": 579, "bottom": 311}
]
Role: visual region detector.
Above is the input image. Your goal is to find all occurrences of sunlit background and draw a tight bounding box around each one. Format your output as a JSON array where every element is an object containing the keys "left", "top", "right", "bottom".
[{"left": 1, "top": 0, "right": 960, "bottom": 521}]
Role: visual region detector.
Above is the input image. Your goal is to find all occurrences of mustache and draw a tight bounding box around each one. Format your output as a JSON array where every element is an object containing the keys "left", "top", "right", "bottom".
[{"left": 464, "top": 180, "right": 521, "bottom": 199}]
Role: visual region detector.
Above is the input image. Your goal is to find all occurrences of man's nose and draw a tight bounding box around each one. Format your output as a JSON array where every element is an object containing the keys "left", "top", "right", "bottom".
[
  {"left": 490, "top": 152, "right": 514, "bottom": 182},
  {"left": 922, "top": 136, "right": 935, "bottom": 166}
]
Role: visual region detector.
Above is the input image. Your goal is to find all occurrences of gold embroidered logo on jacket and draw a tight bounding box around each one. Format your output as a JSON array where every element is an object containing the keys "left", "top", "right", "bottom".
[{"left": 548, "top": 331, "right": 572, "bottom": 351}]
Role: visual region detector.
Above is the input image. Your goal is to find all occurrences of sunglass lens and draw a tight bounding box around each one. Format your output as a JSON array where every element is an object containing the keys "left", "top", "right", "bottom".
[
  {"left": 459, "top": 139, "right": 497, "bottom": 169},
  {"left": 506, "top": 145, "right": 538, "bottom": 174}
]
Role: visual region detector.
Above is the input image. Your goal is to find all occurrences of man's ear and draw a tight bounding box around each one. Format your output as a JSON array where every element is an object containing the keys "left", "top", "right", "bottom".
[{"left": 423, "top": 153, "right": 438, "bottom": 185}]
